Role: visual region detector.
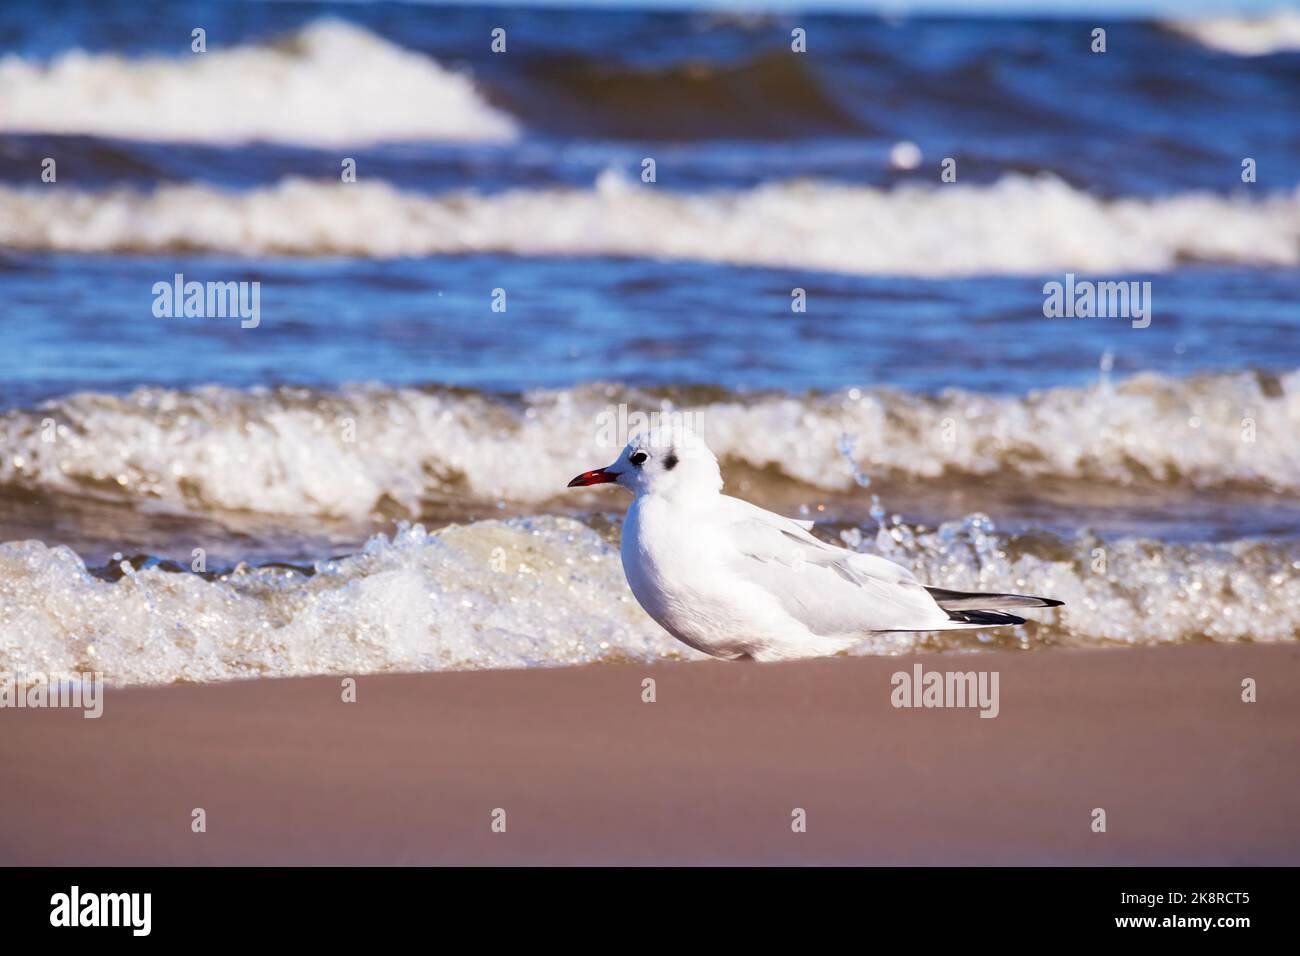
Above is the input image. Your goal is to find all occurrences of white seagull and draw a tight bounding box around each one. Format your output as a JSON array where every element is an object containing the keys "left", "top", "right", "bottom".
[{"left": 568, "top": 426, "right": 1062, "bottom": 662}]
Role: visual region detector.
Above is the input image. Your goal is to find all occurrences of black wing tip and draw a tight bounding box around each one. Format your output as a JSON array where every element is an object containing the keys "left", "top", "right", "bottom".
[
  {"left": 947, "top": 609, "right": 1028, "bottom": 626},
  {"left": 1039, "top": 597, "right": 1065, "bottom": 608}
]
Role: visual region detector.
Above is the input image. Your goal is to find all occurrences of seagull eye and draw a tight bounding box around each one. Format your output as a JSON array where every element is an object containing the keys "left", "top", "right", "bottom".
[{"left": 629, "top": 451, "right": 648, "bottom": 466}]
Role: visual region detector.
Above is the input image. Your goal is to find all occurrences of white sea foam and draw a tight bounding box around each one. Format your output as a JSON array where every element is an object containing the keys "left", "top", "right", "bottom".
[
  {"left": 1, "top": 370, "right": 1296, "bottom": 520},
  {"left": 1, "top": 174, "right": 1296, "bottom": 274},
  {"left": 0, "top": 518, "right": 696, "bottom": 686},
  {"left": 1164, "top": 10, "right": 1300, "bottom": 56},
  {"left": 0, "top": 19, "right": 517, "bottom": 145},
  {"left": 0, "top": 515, "right": 1294, "bottom": 687}
]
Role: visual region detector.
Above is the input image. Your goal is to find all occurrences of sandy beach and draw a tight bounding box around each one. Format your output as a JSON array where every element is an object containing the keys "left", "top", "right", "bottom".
[{"left": 2, "top": 643, "right": 1295, "bottom": 866}]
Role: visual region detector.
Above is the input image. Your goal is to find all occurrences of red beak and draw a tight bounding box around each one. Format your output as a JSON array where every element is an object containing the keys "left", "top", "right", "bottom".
[{"left": 567, "top": 468, "right": 619, "bottom": 488}]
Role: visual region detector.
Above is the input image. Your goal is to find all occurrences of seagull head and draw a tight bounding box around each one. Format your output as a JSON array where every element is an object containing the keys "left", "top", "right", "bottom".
[{"left": 567, "top": 423, "right": 722, "bottom": 500}]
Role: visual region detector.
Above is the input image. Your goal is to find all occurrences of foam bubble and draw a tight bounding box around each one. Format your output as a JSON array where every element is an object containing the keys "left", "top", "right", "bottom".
[{"left": 889, "top": 140, "right": 922, "bottom": 170}]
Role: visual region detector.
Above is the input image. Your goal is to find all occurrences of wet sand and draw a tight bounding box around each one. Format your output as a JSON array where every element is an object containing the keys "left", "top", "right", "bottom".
[{"left": 1, "top": 643, "right": 1296, "bottom": 865}]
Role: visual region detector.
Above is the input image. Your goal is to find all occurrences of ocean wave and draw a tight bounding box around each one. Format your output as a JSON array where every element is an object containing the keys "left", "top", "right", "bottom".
[
  {"left": 1164, "top": 11, "right": 1300, "bottom": 56},
  {"left": 1, "top": 173, "right": 1295, "bottom": 273},
  {"left": 1, "top": 514, "right": 1295, "bottom": 687},
  {"left": 1, "top": 370, "right": 1295, "bottom": 520},
  {"left": 0, "top": 19, "right": 517, "bottom": 145},
  {"left": 506, "top": 48, "right": 864, "bottom": 140}
]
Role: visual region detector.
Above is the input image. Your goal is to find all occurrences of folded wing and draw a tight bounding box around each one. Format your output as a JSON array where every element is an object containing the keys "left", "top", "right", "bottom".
[{"left": 718, "top": 496, "right": 956, "bottom": 635}]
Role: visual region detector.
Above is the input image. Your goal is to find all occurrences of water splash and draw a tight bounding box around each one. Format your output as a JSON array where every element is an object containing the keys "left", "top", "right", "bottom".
[{"left": 1, "top": 514, "right": 1295, "bottom": 686}]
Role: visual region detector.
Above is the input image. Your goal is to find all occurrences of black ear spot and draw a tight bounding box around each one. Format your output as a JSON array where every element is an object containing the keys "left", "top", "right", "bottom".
[{"left": 663, "top": 449, "right": 678, "bottom": 471}]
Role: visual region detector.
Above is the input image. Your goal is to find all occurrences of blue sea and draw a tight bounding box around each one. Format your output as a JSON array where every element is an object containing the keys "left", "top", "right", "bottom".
[{"left": 1, "top": 0, "right": 1298, "bottom": 683}]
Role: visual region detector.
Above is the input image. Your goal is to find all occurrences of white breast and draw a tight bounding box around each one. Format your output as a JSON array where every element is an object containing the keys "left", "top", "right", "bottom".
[
  {"left": 619, "top": 496, "right": 687, "bottom": 635},
  {"left": 619, "top": 495, "right": 811, "bottom": 660}
]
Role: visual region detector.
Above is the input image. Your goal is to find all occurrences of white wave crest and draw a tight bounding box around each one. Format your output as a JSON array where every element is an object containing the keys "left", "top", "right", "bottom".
[
  {"left": 1, "top": 515, "right": 1294, "bottom": 687},
  {"left": 0, "top": 19, "right": 517, "bottom": 145},
  {"left": 1164, "top": 10, "right": 1300, "bottom": 56},
  {"left": 1, "top": 173, "right": 1295, "bottom": 274},
  {"left": 0, "top": 518, "right": 696, "bottom": 686},
  {"left": 1, "top": 370, "right": 1296, "bottom": 520}
]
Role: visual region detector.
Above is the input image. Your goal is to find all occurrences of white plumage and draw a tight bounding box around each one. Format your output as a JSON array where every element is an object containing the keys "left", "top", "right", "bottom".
[{"left": 568, "top": 426, "right": 1061, "bottom": 662}]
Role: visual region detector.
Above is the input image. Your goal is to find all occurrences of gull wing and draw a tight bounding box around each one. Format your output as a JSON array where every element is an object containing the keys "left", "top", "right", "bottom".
[{"left": 717, "top": 495, "right": 954, "bottom": 635}]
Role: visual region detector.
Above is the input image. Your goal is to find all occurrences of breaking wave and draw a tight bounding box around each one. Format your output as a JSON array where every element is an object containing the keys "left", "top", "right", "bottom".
[
  {"left": 1, "top": 514, "right": 1295, "bottom": 687},
  {"left": 1, "top": 369, "right": 1296, "bottom": 520},
  {"left": 1163, "top": 11, "right": 1300, "bottom": 56},
  {"left": 1, "top": 174, "right": 1297, "bottom": 274},
  {"left": 0, "top": 19, "right": 518, "bottom": 145}
]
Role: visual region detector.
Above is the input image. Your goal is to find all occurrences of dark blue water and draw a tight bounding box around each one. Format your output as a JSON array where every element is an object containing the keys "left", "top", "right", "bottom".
[{"left": 1, "top": 251, "right": 1296, "bottom": 407}]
